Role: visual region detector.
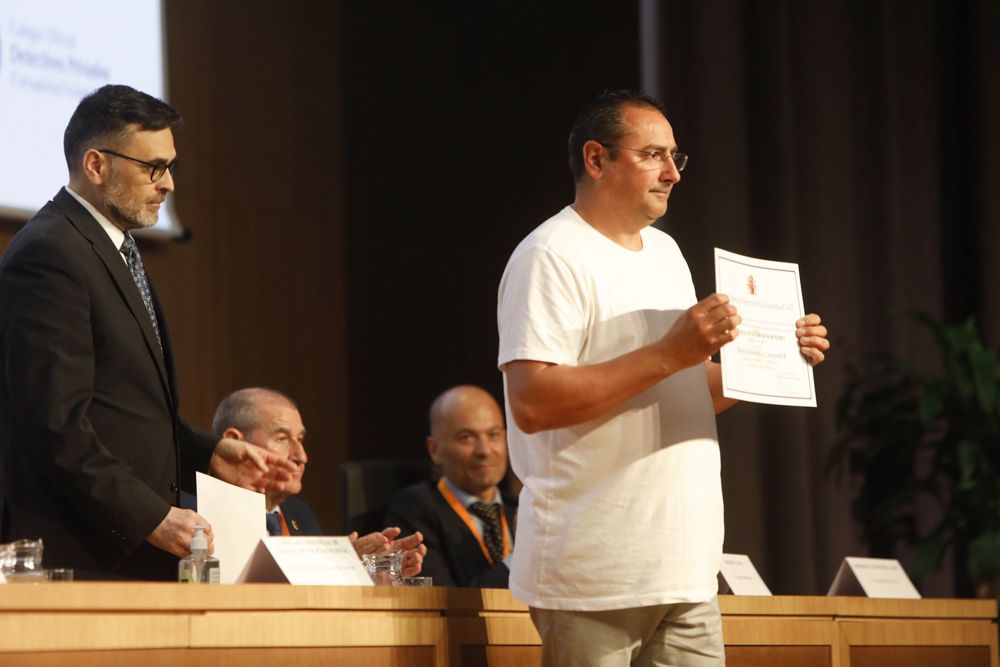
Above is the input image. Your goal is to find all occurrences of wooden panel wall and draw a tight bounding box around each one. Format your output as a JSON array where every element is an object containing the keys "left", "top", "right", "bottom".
[{"left": 152, "top": 1, "right": 348, "bottom": 531}]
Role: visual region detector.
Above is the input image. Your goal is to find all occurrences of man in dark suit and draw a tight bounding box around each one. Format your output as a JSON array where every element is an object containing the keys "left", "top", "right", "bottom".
[
  {"left": 385, "top": 385, "right": 515, "bottom": 587},
  {"left": 0, "top": 85, "right": 292, "bottom": 580},
  {"left": 211, "top": 387, "right": 426, "bottom": 574}
]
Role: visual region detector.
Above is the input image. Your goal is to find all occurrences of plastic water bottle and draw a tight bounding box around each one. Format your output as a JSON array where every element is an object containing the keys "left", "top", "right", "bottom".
[{"left": 178, "top": 525, "right": 220, "bottom": 584}]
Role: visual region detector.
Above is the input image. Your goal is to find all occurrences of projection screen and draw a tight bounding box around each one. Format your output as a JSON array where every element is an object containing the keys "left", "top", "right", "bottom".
[{"left": 0, "top": 0, "right": 184, "bottom": 238}]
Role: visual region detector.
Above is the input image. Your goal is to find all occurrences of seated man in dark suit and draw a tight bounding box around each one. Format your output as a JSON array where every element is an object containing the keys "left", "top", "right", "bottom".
[
  {"left": 385, "top": 385, "right": 515, "bottom": 587},
  {"left": 211, "top": 387, "right": 425, "bottom": 573}
]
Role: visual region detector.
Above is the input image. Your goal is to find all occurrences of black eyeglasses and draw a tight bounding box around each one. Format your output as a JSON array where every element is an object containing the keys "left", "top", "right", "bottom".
[
  {"left": 598, "top": 143, "right": 688, "bottom": 172},
  {"left": 97, "top": 148, "right": 179, "bottom": 183}
]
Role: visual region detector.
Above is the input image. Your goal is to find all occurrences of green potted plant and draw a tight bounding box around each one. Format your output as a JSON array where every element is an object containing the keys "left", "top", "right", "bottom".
[{"left": 834, "top": 313, "right": 1000, "bottom": 597}]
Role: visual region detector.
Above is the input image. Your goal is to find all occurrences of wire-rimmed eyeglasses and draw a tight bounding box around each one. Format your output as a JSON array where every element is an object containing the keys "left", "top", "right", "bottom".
[{"left": 598, "top": 142, "right": 688, "bottom": 172}]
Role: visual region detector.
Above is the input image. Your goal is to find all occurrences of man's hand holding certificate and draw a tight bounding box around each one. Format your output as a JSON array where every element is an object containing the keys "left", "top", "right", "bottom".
[{"left": 714, "top": 248, "right": 830, "bottom": 407}]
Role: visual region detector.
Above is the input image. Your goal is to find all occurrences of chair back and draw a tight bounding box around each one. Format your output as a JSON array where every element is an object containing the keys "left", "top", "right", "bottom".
[{"left": 339, "top": 459, "right": 436, "bottom": 535}]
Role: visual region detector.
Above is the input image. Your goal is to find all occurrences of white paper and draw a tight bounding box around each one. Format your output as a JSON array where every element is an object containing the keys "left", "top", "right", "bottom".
[
  {"left": 195, "top": 472, "right": 267, "bottom": 584},
  {"left": 827, "top": 556, "right": 921, "bottom": 599},
  {"left": 718, "top": 553, "right": 772, "bottom": 596},
  {"left": 244, "top": 536, "right": 373, "bottom": 586},
  {"left": 715, "top": 247, "right": 816, "bottom": 407}
]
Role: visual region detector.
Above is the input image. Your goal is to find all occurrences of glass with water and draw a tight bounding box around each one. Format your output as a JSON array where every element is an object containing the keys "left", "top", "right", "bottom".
[
  {"left": 0, "top": 538, "right": 45, "bottom": 583},
  {"left": 362, "top": 550, "right": 404, "bottom": 585}
]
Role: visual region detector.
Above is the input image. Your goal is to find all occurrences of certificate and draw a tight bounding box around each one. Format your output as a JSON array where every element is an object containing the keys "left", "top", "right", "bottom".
[{"left": 714, "top": 247, "right": 816, "bottom": 407}]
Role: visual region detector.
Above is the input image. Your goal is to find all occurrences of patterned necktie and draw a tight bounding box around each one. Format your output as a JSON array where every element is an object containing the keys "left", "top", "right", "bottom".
[
  {"left": 265, "top": 512, "right": 282, "bottom": 536},
  {"left": 468, "top": 501, "right": 504, "bottom": 563},
  {"left": 120, "top": 234, "right": 162, "bottom": 350}
]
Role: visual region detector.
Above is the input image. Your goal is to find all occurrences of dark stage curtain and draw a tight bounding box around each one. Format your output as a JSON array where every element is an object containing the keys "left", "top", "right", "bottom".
[{"left": 640, "top": 0, "right": 1000, "bottom": 596}]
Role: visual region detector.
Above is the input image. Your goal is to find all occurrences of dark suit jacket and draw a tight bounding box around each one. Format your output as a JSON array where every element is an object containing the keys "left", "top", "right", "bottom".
[
  {"left": 279, "top": 495, "right": 323, "bottom": 536},
  {"left": 385, "top": 479, "right": 516, "bottom": 588},
  {"left": 0, "top": 189, "right": 217, "bottom": 580}
]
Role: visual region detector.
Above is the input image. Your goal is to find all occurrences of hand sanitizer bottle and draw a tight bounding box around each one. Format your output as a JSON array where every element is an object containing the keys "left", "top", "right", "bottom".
[{"left": 178, "top": 525, "right": 220, "bottom": 584}]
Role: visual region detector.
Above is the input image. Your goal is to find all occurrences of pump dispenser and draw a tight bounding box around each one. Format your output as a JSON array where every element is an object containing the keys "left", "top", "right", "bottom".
[{"left": 178, "top": 525, "right": 220, "bottom": 583}]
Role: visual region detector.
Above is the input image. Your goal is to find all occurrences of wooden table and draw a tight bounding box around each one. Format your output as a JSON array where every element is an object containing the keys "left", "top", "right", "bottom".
[{"left": 0, "top": 584, "right": 995, "bottom": 666}]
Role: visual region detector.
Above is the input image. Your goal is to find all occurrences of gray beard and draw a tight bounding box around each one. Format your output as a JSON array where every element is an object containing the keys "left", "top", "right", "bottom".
[{"left": 101, "top": 191, "right": 158, "bottom": 231}]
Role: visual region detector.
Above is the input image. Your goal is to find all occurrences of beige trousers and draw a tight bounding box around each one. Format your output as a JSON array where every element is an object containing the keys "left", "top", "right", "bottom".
[{"left": 529, "top": 597, "right": 725, "bottom": 667}]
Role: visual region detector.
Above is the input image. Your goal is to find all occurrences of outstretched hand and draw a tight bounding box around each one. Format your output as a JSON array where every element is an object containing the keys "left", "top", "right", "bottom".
[
  {"left": 349, "top": 526, "right": 397, "bottom": 555},
  {"left": 209, "top": 437, "right": 296, "bottom": 493},
  {"left": 389, "top": 531, "right": 426, "bottom": 577},
  {"left": 349, "top": 526, "right": 427, "bottom": 577}
]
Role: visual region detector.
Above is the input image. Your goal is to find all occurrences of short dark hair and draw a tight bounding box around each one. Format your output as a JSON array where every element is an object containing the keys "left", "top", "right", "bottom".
[
  {"left": 212, "top": 387, "right": 298, "bottom": 438},
  {"left": 63, "top": 84, "right": 182, "bottom": 174},
  {"left": 567, "top": 89, "right": 668, "bottom": 182}
]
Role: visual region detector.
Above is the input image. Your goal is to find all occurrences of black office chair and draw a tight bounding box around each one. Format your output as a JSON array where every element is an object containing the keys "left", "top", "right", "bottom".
[{"left": 339, "top": 459, "right": 437, "bottom": 535}]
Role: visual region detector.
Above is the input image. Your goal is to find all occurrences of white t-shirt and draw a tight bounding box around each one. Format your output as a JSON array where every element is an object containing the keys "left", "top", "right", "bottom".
[{"left": 497, "top": 206, "right": 723, "bottom": 611}]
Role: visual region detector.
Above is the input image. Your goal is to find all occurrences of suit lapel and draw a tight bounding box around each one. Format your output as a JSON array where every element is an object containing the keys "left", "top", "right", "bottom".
[
  {"left": 281, "top": 502, "right": 301, "bottom": 534},
  {"left": 52, "top": 190, "right": 175, "bottom": 409}
]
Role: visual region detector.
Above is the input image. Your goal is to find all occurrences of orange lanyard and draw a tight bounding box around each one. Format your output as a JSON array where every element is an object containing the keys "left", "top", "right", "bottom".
[{"left": 436, "top": 477, "right": 511, "bottom": 565}]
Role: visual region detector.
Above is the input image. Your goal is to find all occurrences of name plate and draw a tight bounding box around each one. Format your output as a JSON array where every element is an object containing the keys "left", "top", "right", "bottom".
[
  {"left": 827, "top": 556, "right": 920, "bottom": 599},
  {"left": 718, "top": 553, "right": 772, "bottom": 596},
  {"left": 243, "top": 536, "right": 374, "bottom": 586}
]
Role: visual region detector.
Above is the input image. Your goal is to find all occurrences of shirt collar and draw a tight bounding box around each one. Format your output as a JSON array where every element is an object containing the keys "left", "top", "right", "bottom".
[
  {"left": 444, "top": 476, "right": 501, "bottom": 508},
  {"left": 64, "top": 185, "right": 127, "bottom": 257}
]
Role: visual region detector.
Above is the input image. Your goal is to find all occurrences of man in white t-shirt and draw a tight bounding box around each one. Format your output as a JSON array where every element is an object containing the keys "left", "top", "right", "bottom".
[{"left": 497, "top": 89, "right": 830, "bottom": 666}]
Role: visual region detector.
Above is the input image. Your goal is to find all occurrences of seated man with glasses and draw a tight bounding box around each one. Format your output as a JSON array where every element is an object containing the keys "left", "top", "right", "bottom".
[{"left": 0, "top": 84, "right": 294, "bottom": 580}]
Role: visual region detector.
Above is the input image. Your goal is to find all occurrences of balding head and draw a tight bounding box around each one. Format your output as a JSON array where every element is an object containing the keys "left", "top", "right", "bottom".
[
  {"left": 212, "top": 387, "right": 297, "bottom": 437},
  {"left": 428, "top": 385, "right": 498, "bottom": 436},
  {"left": 213, "top": 387, "right": 307, "bottom": 507},
  {"left": 427, "top": 385, "right": 507, "bottom": 502}
]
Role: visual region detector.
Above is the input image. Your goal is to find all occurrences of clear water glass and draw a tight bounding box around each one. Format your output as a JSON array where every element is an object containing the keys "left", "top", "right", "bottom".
[
  {"left": 362, "top": 550, "right": 404, "bottom": 586},
  {"left": 1, "top": 538, "right": 45, "bottom": 583}
]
